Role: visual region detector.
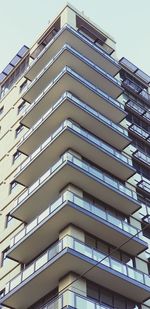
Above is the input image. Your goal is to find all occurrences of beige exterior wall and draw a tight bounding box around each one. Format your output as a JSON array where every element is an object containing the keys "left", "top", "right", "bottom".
[{"left": 0, "top": 3, "right": 149, "bottom": 309}]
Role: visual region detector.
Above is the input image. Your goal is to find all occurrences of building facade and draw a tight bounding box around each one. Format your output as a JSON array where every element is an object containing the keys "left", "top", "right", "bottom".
[{"left": 0, "top": 4, "right": 150, "bottom": 309}]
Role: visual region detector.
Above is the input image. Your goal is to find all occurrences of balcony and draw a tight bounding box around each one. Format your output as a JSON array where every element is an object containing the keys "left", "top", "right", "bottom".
[
  {"left": 138, "top": 179, "right": 150, "bottom": 196},
  {"left": 15, "top": 120, "right": 134, "bottom": 186},
  {"left": 2, "top": 235, "right": 150, "bottom": 308},
  {"left": 126, "top": 100, "right": 145, "bottom": 116},
  {"left": 7, "top": 190, "right": 147, "bottom": 263},
  {"left": 122, "top": 78, "right": 141, "bottom": 95},
  {"left": 39, "top": 290, "right": 116, "bottom": 309},
  {"left": 126, "top": 100, "right": 150, "bottom": 124},
  {"left": 22, "top": 45, "right": 122, "bottom": 106},
  {"left": 129, "top": 123, "right": 150, "bottom": 142},
  {"left": 25, "top": 24, "right": 120, "bottom": 82},
  {"left": 120, "top": 57, "right": 150, "bottom": 86},
  {"left": 22, "top": 68, "right": 126, "bottom": 127},
  {"left": 20, "top": 93, "right": 129, "bottom": 155},
  {"left": 133, "top": 150, "right": 150, "bottom": 167},
  {"left": 11, "top": 152, "right": 140, "bottom": 222},
  {"left": 122, "top": 78, "right": 150, "bottom": 105},
  {"left": 143, "top": 110, "right": 150, "bottom": 122}
]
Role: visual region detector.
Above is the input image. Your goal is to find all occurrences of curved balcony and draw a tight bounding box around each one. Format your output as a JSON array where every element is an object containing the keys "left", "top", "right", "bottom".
[
  {"left": 15, "top": 120, "right": 134, "bottom": 186},
  {"left": 2, "top": 235, "right": 150, "bottom": 308},
  {"left": 20, "top": 92, "right": 129, "bottom": 152},
  {"left": 23, "top": 44, "right": 122, "bottom": 104},
  {"left": 11, "top": 152, "right": 140, "bottom": 222},
  {"left": 25, "top": 24, "right": 120, "bottom": 82},
  {"left": 8, "top": 190, "right": 147, "bottom": 263},
  {"left": 22, "top": 66, "right": 125, "bottom": 123}
]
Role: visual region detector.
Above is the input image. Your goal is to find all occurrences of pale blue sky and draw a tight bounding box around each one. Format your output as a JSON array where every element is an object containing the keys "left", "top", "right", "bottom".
[{"left": 0, "top": 0, "right": 150, "bottom": 75}]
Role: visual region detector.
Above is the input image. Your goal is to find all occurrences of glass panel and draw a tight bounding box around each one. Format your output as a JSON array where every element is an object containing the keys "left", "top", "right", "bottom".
[
  {"left": 15, "top": 229, "right": 25, "bottom": 243},
  {"left": 48, "top": 242, "right": 61, "bottom": 259},
  {"left": 128, "top": 268, "right": 143, "bottom": 283},
  {"left": 111, "top": 259, "right": 127, "bottom": 275},
  {"left": 38, "top": 208, "right": 49, "bottom": 222},
  {"left": 29, "top": 180, "right": 39, "bottom": 193},
  {"left": 93, "top": 250, "right": 105, "bottom": 263},
  {"left": 144, "top": 274, "right": 150, "bottom": 286},
  {"left": 75, "top": 241, "right": 92, "bottom": 258},
  {"left": 22, "top": 264, "right": 34, "bottom": 280},
  {"left": 10, "top": 274, "right": 22, "bottom": 290},
  {"left": 76, "top": 295, "right": 95, "bottom": 309},
  {"left": 35, "top": 252, "right": 48, "bottom": 270},
  {"left": 40, "top": 170, "right": 50, "bottom": 183}
]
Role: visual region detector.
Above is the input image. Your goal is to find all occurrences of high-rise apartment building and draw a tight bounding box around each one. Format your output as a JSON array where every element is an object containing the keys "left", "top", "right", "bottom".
[{"left": 0, "top": 3, "right": 150, "bottom": 309}]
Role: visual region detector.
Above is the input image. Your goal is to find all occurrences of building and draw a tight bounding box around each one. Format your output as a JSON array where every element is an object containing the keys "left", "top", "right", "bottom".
[{"left": 0, "top": 3, "right": 150, "bottom": 309}]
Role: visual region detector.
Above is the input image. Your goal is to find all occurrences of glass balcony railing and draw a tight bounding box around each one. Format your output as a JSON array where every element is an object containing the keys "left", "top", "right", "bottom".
[
  {"left": 140, "top": 89, "right": 150, "bottom": 103},
  {"left": 16, "top": 120, "right": 132, "bottom": 175},
  {"left": 22, "top": 66, "right": 124, "bottom": 115},
  {"left": 10, "top": 190, "right": 141, "bottom": 248},
  {"left": 20, "top": 91, "right": 127, "bottom": 145},
  {"left": 123, "top": 79, "right": 141, "bottom": 93},
  {"left": 143, "top": 111, "right": 150, "bottom": 122},
  {"left": 24, "top": 44, "right": 121, "bottom": 96},
  {"left": 25, "top": 24, "right": 119, "bottom": 76},
  {"left": 123, "top": 79, "right": 150, "bottom": 104},
  {"left": 138, "top": 180, "right": 150, "bottom": 194},
  {"left": 40, "top": 290, "right": 115, "bottom": 309},
  {"left": 129, "top": 124, "right": 149, "bottom": 140},
  {"left": 133, "top": 150, "right": 150, "bottom": 166},
  {"left": 13, "top": 152, "right": 137, "bottom": 211},
  {"left": 126, "top": 100, "right": 145, "bottom": 116},
  {"left": 126, "top": 101, "right": 150, "bottom": 123},
  {"left": 5, "top": 235, "right": 150, "bottom": 296}
]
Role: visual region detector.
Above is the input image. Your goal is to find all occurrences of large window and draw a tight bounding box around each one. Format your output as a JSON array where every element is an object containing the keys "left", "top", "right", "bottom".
[
  {"left": 87, "top": 280, "right": 140, "bottom": 309},
  {"left": 85, "top": 233, "right": 134, "bottom": 267},
  {"left": 133, "top": 160, "right": 150, "bottom": 180},
  {"left": 15, "top": 124, "right": 24, "bottom": 138},
  {"left": 0, "top": 55, "right": 29, "bottom": 99},
  {"left": 9, "top": 181, "right": 18, "bottom": 194},
  {"left": 127, "top": 112, "right": 150, "bottom": 132},
  {"left": 30, "top": 18, "right": 60, "bottom": 60},
  {"left": 76, "top": 15, "right": 114, "bottom": 55},
  {"left": 1, "top": 247, "right": 10, "bottom": 267}
]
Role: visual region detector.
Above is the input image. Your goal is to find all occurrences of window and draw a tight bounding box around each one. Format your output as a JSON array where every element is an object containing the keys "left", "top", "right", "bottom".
[
  {"left": 13, "top": 150, "right": 21, "bottom": 163},
  {"left": 127, "top": 112, "right": 150, "bottom": 132},
  {"left": 85, "top": 233, "right": 134, "bottom": 267},
  {"left": 1, "top": 247, "right": 10, "bottom": 267},
  {"left": 20, "top": 80, "right": 28, "bottom": 93},
  {"left": 142, "top": 222, "right": 150, "bottom": 239},
  {"left": 0, "top": 289, "right": 5, "bottom": 299},
  {"left": 18, "top": 100, "right": 26, "bottom": 114},
  {"left": 133, "top": 160, "right": 150, "bottom": 180},
  {"left": 5, "top": 214, "right": 13, "bottom": 228},
  {"left": 0, "top": 106, "right": 4, "bottom": 115},
  {"left": 15, "top": 124, "right": 24, "bottom": 137},
  {"left": 10, "top": 181, "right": 18, "bottom": 194},
  {"left": 87, "top": 281, "right": 140, "bottom": 309},
  {"left": 0, "top": 55, "right": 29, "bottom": 100}
]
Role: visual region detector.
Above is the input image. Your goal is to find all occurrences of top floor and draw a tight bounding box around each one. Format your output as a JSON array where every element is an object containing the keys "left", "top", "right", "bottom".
[{"left": 0, "top": 3, "right": 117, "bottom": 101}]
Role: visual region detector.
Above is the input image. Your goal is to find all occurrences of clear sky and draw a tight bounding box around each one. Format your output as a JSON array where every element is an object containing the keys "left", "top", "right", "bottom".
[{"left": 0, "top": 0, "right": 150, "bottom": 75}]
